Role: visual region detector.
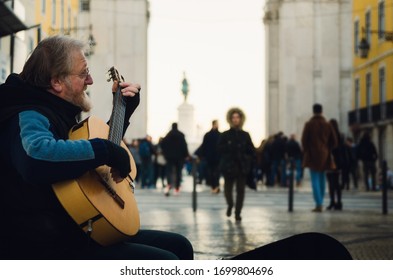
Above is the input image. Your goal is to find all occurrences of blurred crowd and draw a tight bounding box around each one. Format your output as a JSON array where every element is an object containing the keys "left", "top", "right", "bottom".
[{"left": 126, "top": 124, "right": 392, "bottom": 194}]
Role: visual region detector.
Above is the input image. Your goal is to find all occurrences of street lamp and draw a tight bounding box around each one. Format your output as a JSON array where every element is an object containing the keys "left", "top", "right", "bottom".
[
  {"left": 358, "top": 27, "right": 393, "bottom": 58},
  {"left": 358, "top": 37, "right": 370, "bottom": 58},
  {"left": 85, "top": 25, "right": 96, "bottom": 57},
  {"left": 87, "top": 34, "right": 96, "bottom": 51}
]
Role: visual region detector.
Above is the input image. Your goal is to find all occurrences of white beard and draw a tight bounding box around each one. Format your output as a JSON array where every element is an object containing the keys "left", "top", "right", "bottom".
[
  {"left": 75, "top": 91, "right": 92, "bottom": 112},
  {"left": 63, "top": 79, "right": 92, "bottom": 112}
]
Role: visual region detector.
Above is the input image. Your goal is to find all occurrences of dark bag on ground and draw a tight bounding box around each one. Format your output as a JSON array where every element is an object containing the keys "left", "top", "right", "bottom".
[{"left": 231, "top": 232, "right": 352, "bottom": 260}]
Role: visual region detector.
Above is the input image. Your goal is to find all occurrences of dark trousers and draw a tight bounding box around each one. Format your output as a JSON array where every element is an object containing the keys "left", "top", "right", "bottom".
[
  {"left": 362, "top": 160, "right": 377, "bottom": 191},
  {"left": 326, "top": 171, "right": 342, "bottom": 205},
  {"left": 349, "top": 165, "right": 359, "bottom": 188},
  {"left": 1, "top": 229, "right": 194, "bottom": 260},
  {"left": 154, "top": 163, "right": 166, "bottom": 187},
  {"left": 141, "top": 159, "right": 154, "bottom": 188},
  {"left": 206, "top": 162, "right": 220, "bottom": 188},
  {"left": 342, "top": 165, "right": 358, "bottom": 190},
  {"left": 85, "top": 230, "right": 193, "bottom": 260},
  {"left": 231, "top": 232, "right": 352, "bottom": 260},
  {"left": 224, "top": 175, "right": 246, "bottom": 215},
  {"left": 166, "top": 160, "right": 183, "bottom": 189},
  {"left": 271, "top": 159, "right": 287, "bottom": 186}
]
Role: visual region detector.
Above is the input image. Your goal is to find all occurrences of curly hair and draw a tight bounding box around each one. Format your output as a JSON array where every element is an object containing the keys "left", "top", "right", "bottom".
[{"left": 226, "top": 107, "right": 246, "bottom": 128}]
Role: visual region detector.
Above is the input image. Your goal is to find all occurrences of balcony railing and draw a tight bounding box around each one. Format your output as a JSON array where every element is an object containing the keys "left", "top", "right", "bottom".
[{"left": 348, "top": 100, "right": 393, "bottom": 126}]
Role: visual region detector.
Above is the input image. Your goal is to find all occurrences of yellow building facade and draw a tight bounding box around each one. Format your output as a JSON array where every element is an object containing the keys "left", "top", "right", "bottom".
[
  {"left": 34, "top": 0, "right": 80, "bottom": 39},
  {"left": 351, "top": 0, "right": 393, "bottom": 170},
  {"left": 32, "top": 0, "right": 94, "bottom": 56}
]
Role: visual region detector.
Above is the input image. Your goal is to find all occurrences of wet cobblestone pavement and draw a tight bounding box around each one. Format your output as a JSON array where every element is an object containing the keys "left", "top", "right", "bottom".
[{"left": 136, "top": 176, "right": 393, "bottom": 260}]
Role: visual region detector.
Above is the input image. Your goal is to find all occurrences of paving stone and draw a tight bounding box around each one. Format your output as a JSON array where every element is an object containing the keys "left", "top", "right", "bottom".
[{"left": 135, "top": 175, "right": 393, "bottom": 259}]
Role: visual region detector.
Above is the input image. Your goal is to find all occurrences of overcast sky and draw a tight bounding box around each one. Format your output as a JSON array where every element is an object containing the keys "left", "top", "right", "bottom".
[{"left": 147, "top": 0, "right": 266, "bottom": 146}]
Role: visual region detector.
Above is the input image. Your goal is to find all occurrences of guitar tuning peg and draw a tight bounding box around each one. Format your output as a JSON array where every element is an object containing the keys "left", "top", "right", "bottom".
[{"left": 106, "top": 69, "right": 112, "bottom": 82}]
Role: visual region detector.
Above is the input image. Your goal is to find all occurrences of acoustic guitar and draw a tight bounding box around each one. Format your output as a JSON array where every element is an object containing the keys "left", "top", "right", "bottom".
[{"left": 52, "top": 66, "right": 140, "bottom": 246}]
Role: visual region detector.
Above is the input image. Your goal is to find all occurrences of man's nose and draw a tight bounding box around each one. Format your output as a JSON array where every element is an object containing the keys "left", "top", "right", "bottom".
[{"left": 86, "top": 74, "right": 93, "bottom": 85}]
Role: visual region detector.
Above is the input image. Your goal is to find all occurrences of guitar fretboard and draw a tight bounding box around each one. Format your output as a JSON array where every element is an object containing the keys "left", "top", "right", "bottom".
[{"left": 108, "top": 83, "right": 126, "bottom": 145}]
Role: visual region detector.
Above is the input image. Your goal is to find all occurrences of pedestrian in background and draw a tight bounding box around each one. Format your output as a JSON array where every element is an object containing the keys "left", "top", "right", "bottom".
[
  {"left": 153, "top": 137, "right": 167, "bottom": 189},
  {"left": 161, "top": 123, "right": 189, "bottom": 196},
  {"left": 218, "top": 107, "right": 255, "bottom": 221},
  {"left": 326, "top": 119, "right": 347, "bottom": 210},
  {"left": 270, "top": 132, "right": 288, "bottom": 187},
  {"left": 301, "top": 104, "right": 338, "bottom": 212},
  {"left": 357, "top": 132, "right": 378, "bottom": 191},
  {"left": 286, "top": 134, "right": 303, "bottom": 186},
  {"left": 255, "top": 139, "right": 267, "bottom": 185},
  {"left": 139, "top": 135, "right": 155, "bottom": 189},
  {"left": 256, "top": 135, "right": 274, "bottom": 186},
  {"left": 127, "top": 139, "right": 141, "bottom": 185},
  {"left": 198, "top": 119, "right": 222, "bottom": 193},
  {"left": 342, "top": 137, "right": 359, "bottom": 190}
]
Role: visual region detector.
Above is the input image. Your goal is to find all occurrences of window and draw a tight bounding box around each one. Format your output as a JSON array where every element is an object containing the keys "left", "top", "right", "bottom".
[
  {"left": 41, "top": 0, "right": 46, "bottom": 14},
  {"left": 379, "top": 67, "right": 386, "bottom": 119},
  {"left": 378, "top": 1, "right": 385, "bottom": 39},
  {"left": 28, "top": 37, "right": 34, "bottom": 53},
  {"left": 365, "top": 10, "right": 371, "bottom": 47},
  {"left": 68, "top": 5, "right": 71, "bottom": 29},
  {"left": 60, "top": 0, "right": 64, "bottom": 31},
  {"left": 51, "top": 0, "right": 56, "bottom": 26},
  {"left": 354, "top": 20, "right": 359, "bottom": 54},
  {"left": 366, "top": 73, "right": 372, "bottom": 122},
  {"left": 355, "top": 78, "right": 360, "bottom": 122},
  {"left": 80, "top": 0, "right": 90, "bottom": 12}
]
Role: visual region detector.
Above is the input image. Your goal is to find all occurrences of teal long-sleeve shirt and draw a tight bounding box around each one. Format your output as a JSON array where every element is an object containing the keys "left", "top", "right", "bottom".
[{"left": 2, "top": 110, "right": 111, "bottom": 185}]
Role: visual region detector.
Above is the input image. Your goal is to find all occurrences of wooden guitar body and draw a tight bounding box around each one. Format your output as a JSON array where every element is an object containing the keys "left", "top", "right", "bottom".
[{"left": 52, "top": 116, "right": 140, "bottom": 246}]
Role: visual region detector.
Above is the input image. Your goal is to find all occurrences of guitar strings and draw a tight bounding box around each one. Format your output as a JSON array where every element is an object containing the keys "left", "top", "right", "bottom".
[{"left": 109, "top": 87, "right": 126, "bottom": 145}]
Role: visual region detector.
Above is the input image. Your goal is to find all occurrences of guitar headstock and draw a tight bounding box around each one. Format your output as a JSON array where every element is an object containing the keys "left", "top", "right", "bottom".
[{"left": 107, "top": 66, "right": 125, "bottom": 92}]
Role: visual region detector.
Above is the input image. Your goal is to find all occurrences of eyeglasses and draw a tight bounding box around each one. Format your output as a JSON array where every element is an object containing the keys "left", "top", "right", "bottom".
[{"left": 69, "top": 68, "right": 90, "bottom": 79}]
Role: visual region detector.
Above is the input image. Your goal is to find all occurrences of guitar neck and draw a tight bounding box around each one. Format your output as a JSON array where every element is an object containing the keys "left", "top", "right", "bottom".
[{"left": 108, "top": 86, "right": 126, "bottom": 145}]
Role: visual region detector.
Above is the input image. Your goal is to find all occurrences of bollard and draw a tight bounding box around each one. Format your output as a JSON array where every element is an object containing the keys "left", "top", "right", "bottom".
[
  {"left": 287, "top": 158, "right": 294, "bottom": 212},
  {"left": 382, "top": 160, "right": 388, "bottom": 215},
  {"left": 191, "top": 156, "right": 197, "bottom": 212}
]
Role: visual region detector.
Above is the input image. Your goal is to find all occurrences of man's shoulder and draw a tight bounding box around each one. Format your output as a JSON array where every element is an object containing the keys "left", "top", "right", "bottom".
[
  {"left": 205, "top": 129, "right": 221, "bottom": 137},
  {"left": 306, "top": 115, "right": 329, "bottom": 127}
]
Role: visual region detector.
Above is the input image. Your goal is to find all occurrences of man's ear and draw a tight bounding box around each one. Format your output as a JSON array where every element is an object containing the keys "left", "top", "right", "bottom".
[{"left": 50, "top": 77, "right": 63, "bottom": 94}]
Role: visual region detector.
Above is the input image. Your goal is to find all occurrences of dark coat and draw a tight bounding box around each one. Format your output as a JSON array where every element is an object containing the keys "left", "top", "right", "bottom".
[
  {"left": 271, "top": 135, "right": 287, "bottom": 161},
  {"left": 286, "top": 139, "right": 302, "bottom": 160},
  {"left": 301, "top": 115, "right": 338, "bottom": 171},
  {"left": 357, "top": 136, "right": 378, "bottom": 162},
  {"left": 218, "top": 128, "right": 255, "bottom": 177},
  {"left": 330, "top": 133, "right": 350, "bottom": 171},
  {"left": 161, "top": 128, "right": 189, "bottom": 163},
  {"left": 199, "top": 128, "right": 221, "bottom": 165}
]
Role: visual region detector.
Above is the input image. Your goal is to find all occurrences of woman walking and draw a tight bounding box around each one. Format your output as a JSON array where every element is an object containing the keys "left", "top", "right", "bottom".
[
  {"left": 326, "top": 119, "right": 347, "bottom": 210},
  {"left": 218, "top": 107, "right": 255, "bottom": 221}
]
